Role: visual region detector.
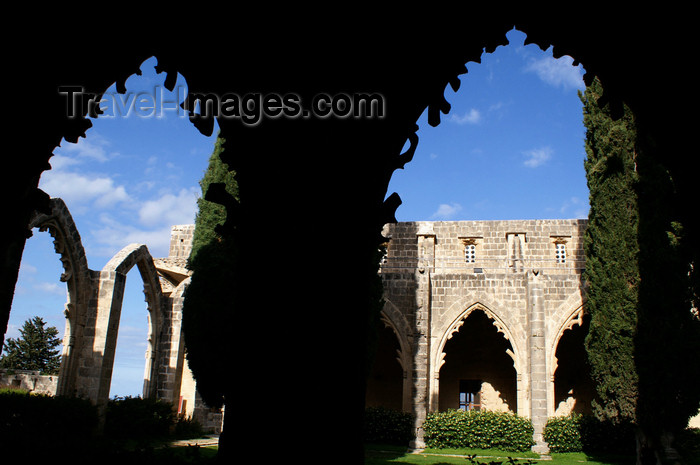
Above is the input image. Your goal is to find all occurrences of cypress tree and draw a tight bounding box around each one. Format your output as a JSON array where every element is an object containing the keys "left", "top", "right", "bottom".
[
  {"left": 181, "top": 135, "right": 239, "bottom": 409},
  {"left": 581, "top": 76, "right": 640, "bottom": 425},
  {"left": 582, "top": 77, "right": 700, "bottom": 462}
]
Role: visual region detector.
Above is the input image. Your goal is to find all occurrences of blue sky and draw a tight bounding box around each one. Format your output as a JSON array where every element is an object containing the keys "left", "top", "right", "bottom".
[{"left": 6, "top": 28, "right": 588, "bottom": 397}]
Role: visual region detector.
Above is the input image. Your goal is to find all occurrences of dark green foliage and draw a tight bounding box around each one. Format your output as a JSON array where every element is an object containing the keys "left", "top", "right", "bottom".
[
  {"left": 0, "top": 316, "right": 62, "bottom": 374},
  {"left": 364, "top": 407, "right": 415, "bottom": 445},
  {"left": 0, "top": 389, "right": 98, "bottom": 452},
  {"left": 580, "top": 78, "right": 640, "bottom": 425},
  {"left": 581, "top": 76, "right": 700, "bottom": 461},
  {"left": 0, "top": 391, "right": 206, "bottom": 458},
  {"left": 633, "top": 97, "right": 700, "bottom": 442},
  {"left": 676, "top": 428, "right": 700, "bottom": 460},
  {"left": 104, "top": 396, "right": 177, "bottom": 443},
  {"left": 422, "top": 409, "right": 534, "bottom": 452},
  {"left": 182, "top": 135, "right": 239, "bottom": 409},
  {"left": 187, "top": 135, "right": 238, "bottom": 268},
  {"left": 173, "top": 414, "right": 205, "bottom": 440},
  {"left": 544, "top": 413, "right": 635, "bottom": 454}
]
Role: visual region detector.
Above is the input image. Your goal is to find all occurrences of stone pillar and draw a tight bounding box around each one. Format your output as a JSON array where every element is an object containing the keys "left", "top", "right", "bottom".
[
  {"left": 93, "top": 270, "right": 127, "bottom": 412},
  {"left": 528, "top": 270, "right": 550, "bottom": 455},
  {"left": 410, "top": 225, "right": 434, "bottom": 450}
]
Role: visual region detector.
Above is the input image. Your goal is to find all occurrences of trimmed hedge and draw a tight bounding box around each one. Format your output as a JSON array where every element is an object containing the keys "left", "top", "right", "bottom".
[
  {"left": 364, "top": 406, "right": 415, "bottom": 445},
  {"left": 544, "top": 413, "right": 635, "bottom": 454},
  {"left": 423, "top": 409, "right": 535, "bottom": 452}
]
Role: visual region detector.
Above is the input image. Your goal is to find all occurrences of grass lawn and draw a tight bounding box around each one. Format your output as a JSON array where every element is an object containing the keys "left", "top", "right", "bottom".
[{"left": 364, "top": 444, "right": 634, "bottom": 465}]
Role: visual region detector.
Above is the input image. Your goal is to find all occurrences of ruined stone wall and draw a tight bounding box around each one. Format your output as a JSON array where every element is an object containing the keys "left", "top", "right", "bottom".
[
  {"left": 0, "top": 369, "right": 58, "bottom": 395},
  {"left": 168, "top": 225, "right": 195, "bottom": 259}
]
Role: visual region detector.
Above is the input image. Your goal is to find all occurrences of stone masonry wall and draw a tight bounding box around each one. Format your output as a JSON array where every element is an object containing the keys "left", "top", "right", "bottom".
[
  {"left": 0, "top": 369, "right": 58, "bottom": 395},
  {"left": 379, "top": 219, "right": 587, "bottom": 452},
  {"left": 169, "top": 225, "right": 196, "bottom": 259}
]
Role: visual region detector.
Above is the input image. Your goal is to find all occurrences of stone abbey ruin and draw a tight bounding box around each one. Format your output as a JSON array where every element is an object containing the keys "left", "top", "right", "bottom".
[
  {"left": 4, "top": 196, "right": 593, "bottom": 447},
  {"left": 4, "top": 8, "right": 698, "bottom": 463},
  {"left": 9, "top": 197, "right": 698, "bottom": 452}
]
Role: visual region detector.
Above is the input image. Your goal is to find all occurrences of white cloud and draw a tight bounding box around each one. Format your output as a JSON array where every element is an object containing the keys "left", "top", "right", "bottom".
[
  {"left": 524, "top": 54, "right": 585, "bottom": 91},
  {"left": 431, "top": 203, "right": 463, "bottom": 220},
  {"left": 90, "top": 222, "right": 175, "bottom": 259},
  {"left": 137, "top": 187, "right": 199, "bottom": 227},
  {"left": 558, "top": 196, "right": 589, "bottom": 219},
  {"left": 19, "top": 262, "right": 37, "bottom": 275},
  {"left": 34, "top": 282, "right": 66, "bottom": 295},
  {"left": 40, "top": 132, "right": 133, "bottom": 211},
  {"left": 47, "top": 154, "right": 82, "bottom": 171},
  {"left": 449, "top": 108, "right": 481, "bottom": 125},
  {"left": 522, "top": 147, "right": 552, "bottom": 168},
  {"left": 39, "top": 171, "right": 132, "bottom": 208},
  {"left": 54, "top": 132, "right": 118, "bottom": 162}
]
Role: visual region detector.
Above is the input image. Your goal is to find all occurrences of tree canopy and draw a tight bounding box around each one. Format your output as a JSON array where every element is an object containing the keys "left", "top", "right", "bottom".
[{"left": 0, "top": 316, "right": 62, "bottom": 374}]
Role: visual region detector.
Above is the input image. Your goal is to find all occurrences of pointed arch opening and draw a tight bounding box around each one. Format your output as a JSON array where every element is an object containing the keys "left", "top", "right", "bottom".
[
  {"left": 552, "top": 312, "right": 594, "bottom": 416},
  {"left": 97, "top": 244, "right": 165, "bottom": 403},
  {"left": 438, "top": 308, "right": 517, "bottom": 413},
  {"left": 365, "top": 314, "right": 405, "bottom": 412},
  {"left": 3, "top": 198, "right": 90, "bottom": 396}
]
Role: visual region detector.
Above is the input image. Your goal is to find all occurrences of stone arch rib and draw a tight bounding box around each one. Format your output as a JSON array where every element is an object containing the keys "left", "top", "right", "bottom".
[
  {"left": 379, "top": 299, "right": 412, "bottom": 374},
  {"left": 26, "top": 197, "right": 90, "bottom": 396},
  {"left": 29, "top": 197, "right": 90, "bottom": 285},
  {"left": 95, "top": 243, "right": 166, "bottom": 404}
]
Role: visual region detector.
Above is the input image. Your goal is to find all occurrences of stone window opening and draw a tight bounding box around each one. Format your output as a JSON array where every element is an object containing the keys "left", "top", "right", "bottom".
[
  {"left": 556, "top": 243, "right": 566, "bottom": 263},
  {"left": 459, "top": 237, "right": 481, "bottom": 267},
  {"left": 552, "top": 237, "right": 570, "bottom": 264},
  {"left": 465, "top": 243, "right": 476, "bottom": 263},
  {"left": 459, "top": 379, "right": 482, "bottom": 411}
]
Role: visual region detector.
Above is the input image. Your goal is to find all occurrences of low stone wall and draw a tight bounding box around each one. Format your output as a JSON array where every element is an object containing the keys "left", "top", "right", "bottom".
[{"left": 0, "top": 369, "right": 58, "bottom": 395}]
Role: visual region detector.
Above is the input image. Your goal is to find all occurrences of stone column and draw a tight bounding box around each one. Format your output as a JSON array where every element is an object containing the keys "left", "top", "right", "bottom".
[
  {"left": 93, "top": 270, "right": 127, "bottom": 411},
  {"left": 528, "top": 270, "right": 549, "bottom": 455},
  {"left": 410, "top": 224, "right": 434, "bottom": 450}
]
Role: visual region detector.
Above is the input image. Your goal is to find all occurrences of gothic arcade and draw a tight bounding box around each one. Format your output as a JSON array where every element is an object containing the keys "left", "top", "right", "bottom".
[{"left": 368, "top": 219, "right": 592, "bottom": 452}]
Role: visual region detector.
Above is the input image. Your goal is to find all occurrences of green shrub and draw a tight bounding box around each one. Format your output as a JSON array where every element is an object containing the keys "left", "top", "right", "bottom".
[
  {"left": 544, "top": 413, "right": 635, "bottom": 454},
  {"left": 104, "top": 396, "right": 176, "bottom": 443},
  {"left": 173, "top": 413, "right": 205, "bottom": 439},
  {"left": 676, "top": 427, "right": 700, "bottom": 459},
  {"left": 364, "top": 406, "right": 415, "bottom": 445},
  {"left": 543, "top": 414, "right": 583, "bottom": 452},
  {"left": 423, "top": 409, "right": 535, "bottom": 452},
  {"left": 0, "top": 389, "right": 98, "bottom": 451}
]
